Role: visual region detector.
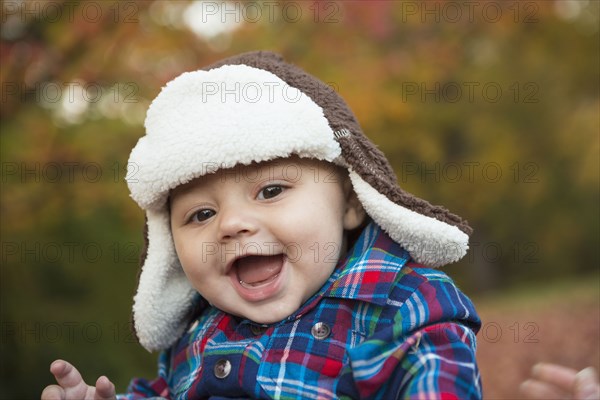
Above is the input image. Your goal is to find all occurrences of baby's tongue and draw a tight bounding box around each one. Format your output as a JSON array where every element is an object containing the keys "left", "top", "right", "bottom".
[{"left": 236, "top": 255, "right": 283, "bottom": 285}]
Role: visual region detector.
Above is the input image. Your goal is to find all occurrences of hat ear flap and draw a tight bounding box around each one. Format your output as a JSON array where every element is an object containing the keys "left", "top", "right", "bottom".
[
  {"left": 132, "top": 208, "right": 196, "bottom": 351},
  {"left": 337, "top": 133, "right": 472, "bottom": 234},
  {"left": 348, "top": 171, "right": 469, "bottom": 267}
]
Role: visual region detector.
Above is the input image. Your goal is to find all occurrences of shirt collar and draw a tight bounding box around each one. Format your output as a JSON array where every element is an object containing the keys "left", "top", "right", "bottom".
[{"left": 319, "top": 221, "right": 410, "bottom": 306}]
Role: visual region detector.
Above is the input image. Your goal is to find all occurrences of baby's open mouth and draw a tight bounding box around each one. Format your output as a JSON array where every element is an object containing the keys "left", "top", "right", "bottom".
[{"left": 234, "top": 254, "right": 284, "bottom": 288}]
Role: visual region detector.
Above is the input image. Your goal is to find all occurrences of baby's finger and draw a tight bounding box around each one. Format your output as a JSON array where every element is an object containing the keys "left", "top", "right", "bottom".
[
  {"left": 94, "top": 376, "right": 116, "bottom": 400},
  {"left": 532, "top": 363, "right": 578, "bottom": 391},
  {"left": 519, "top": 378, "right": 569, "bottom": 399},
  {"left": 41, "top": 385, "right": 66, "bottom": 400},
  {"left": 50, "top": 360, "right": 87, "bottom": 392}
]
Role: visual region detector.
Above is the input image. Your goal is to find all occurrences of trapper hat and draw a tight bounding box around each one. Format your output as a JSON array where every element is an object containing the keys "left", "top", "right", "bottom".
[{"left": 127, "top": 51, "right": 472, "bottom": 351}]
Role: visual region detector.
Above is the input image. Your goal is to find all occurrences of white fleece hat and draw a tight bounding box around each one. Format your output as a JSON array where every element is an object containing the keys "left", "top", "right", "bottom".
[{"left": 126, "top": 51, "right": 472, "bottom": 351}]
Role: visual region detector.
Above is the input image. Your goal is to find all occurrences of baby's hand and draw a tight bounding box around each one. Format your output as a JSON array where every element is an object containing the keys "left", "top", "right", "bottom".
[
  {"left": 41, "top": 359, "right": 116, "bottom": 400},
  {"left": 520, "top": 363, "right": 600, "bottom": 400}
]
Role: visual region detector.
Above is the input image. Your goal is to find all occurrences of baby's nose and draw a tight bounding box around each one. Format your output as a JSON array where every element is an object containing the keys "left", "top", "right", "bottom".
[{"left": 217, "top": 207, "right": 258, "bottom": 241}]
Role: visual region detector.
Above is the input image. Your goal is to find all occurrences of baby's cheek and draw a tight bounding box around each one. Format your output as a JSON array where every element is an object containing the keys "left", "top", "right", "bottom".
[
  {"left": 196, "top": 280, "right": 230, "bottom": 307},
  {"left": 291, "top": 226, "right": 338, "bottom": 257},
  {"left": 182, "top": 263, "right": 216, "bottom": 292}
]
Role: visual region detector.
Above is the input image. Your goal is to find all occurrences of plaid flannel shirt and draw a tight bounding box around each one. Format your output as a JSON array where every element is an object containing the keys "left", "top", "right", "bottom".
[{"left": 119, "top": 222, "right": 482, "bottom": 399}]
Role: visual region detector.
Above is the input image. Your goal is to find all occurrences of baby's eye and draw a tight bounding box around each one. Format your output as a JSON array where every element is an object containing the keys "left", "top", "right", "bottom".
[
  {"left": 257, "top": 185, "right": 285, "bottom": 200},
  {"left": 190, "top": 209, "right": 216, "bottom": 223}
]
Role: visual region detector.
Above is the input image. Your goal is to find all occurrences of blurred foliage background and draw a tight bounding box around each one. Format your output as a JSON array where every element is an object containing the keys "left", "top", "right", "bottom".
[{"left": 1, "top": 1, "right": 598, "bottom": 398}]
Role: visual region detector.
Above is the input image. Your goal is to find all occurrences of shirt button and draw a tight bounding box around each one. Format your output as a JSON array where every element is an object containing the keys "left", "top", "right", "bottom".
[
  {"left": 214, "top": 359, "right": 231, "bottom": 379},
  {"left": 311, "top": 322, "right": 331, "bottom": 340}
]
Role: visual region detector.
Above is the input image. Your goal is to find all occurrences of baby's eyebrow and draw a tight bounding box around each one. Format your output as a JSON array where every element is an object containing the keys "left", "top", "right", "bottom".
[{"left": 169, "top": 185, "right": 212, "bottom": 207}]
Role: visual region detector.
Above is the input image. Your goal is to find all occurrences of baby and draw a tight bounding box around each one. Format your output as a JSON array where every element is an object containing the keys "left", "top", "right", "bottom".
[{"left": 42, "top": 51, "right": 482, "bottom": 399}]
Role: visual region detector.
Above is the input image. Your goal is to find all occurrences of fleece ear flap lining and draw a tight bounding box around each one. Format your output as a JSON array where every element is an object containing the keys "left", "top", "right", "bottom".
[
  {"left": 132, "top": 208, "right": 197, "bottom": 352},
  {"left": 348, "top": 171, "right": 469, "bottom": 267}
]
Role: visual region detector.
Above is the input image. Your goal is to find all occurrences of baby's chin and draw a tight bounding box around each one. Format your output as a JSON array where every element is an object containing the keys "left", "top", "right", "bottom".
[{"left": 227, "top": 299, "right": 303, "bottom": 325}]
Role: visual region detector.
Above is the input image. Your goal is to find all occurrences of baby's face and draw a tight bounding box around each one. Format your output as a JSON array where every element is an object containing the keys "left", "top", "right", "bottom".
[{"left": 170, "top": 157, "right": 364, "bottom": 324}]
